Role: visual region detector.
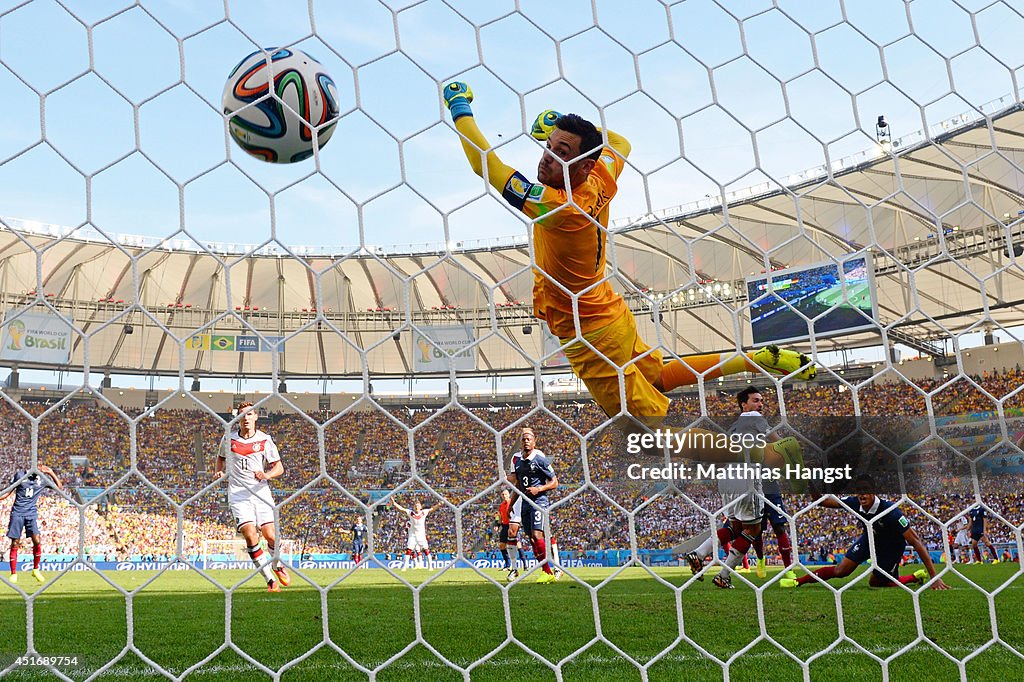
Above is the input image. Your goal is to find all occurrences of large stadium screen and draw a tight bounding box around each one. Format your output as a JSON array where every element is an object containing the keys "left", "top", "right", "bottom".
[{"left": 746, "top": 256, "right": 878, "bottom": 345}]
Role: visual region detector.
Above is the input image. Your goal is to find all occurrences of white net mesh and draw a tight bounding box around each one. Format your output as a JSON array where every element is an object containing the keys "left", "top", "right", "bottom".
[
  {"left": 0, "top": 0, "right": 1022, "bottom": 679},
  {"left": 202, "top": 538, "right": 298, "bottom": 570}
]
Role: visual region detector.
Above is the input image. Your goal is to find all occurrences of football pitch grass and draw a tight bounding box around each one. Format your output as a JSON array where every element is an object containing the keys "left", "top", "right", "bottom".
[
  {"left": 812, "top": 282, "right": 872, "bottom": 311},
  {"left": 0, "top": 563, "right": 1020, "bottom": 681}
]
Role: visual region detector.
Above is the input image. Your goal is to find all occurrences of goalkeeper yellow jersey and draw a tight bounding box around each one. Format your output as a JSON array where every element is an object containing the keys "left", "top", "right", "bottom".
[{"left": 516, "top": 150, "right": 629, "bottom": 339}]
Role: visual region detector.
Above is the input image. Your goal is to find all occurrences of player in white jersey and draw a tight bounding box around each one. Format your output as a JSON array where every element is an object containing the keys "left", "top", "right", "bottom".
[
  {"left": 392, "top": 499, "right": 434, "bottom": 570},
  {"left": 952, "top": 516, "right": 971, "bottom": 563},
  {"left": 505, "top": 427, "right": 562, "bottom": 582},
  {"left": 213, "top": 401, "right": 290, "bottom": 592},
  {"left": 686, "top": 388, "right": 775, "bottom": 589}
]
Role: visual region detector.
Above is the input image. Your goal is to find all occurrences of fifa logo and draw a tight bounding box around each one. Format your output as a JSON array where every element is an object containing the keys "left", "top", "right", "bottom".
[
  {"left": 416, "top": 335, "right": 432, "bottom": 362},
  {"left": 6, "top": 320, "right": 25, "bottom": 350}
]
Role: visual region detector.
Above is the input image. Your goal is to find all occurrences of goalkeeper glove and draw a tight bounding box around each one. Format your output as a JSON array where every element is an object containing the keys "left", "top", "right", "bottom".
[
  {"left": 530, "top": 109, "right": 562, "bottom": 141},
  {"left": 443, "top": 82, "right": 474, "bottom": 121}
]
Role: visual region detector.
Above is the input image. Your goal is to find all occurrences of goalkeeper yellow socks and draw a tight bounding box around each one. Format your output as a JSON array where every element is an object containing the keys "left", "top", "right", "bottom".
[{"left": 660, "top": 353, "right": 756, "bottom": 391}]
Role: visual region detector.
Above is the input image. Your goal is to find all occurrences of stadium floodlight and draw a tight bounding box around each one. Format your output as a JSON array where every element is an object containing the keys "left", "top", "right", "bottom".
[{"left": 876, "top": 115, "right": 892, "bottom": 150}]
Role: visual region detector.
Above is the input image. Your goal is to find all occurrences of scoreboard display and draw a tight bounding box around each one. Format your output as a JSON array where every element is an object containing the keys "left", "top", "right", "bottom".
[{"left": 745, "top": 256, "right": 878, "bottom": 345}]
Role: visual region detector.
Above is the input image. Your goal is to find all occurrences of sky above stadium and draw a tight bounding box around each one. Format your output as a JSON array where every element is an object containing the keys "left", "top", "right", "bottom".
[{"left": 1, "top": 0, "right": 1023, "bottom": 254}]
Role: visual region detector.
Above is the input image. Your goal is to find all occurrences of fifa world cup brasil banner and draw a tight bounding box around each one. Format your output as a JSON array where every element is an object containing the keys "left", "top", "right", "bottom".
[
  {"left": 413, "top": 325, "right": 476, "bottom": 372},
  {"left": 1, "top": 310, "right": 73, "bottom": 364}
]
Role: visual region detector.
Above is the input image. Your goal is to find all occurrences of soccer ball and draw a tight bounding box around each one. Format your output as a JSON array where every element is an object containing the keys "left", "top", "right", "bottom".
[{"left": 222, "top": 48, "right": 340, "bottom": 163}]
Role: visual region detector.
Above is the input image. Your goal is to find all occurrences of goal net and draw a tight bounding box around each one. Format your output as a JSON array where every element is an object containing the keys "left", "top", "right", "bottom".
[
  {"left": 201, "top": 538, "right": 299, "bottom": 571},
  {"left": 0, "top": 0, "right": 1022, "bottom": 679}
]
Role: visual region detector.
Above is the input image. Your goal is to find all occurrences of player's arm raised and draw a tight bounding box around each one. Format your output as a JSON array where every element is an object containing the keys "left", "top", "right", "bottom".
[
  {"left": 601, "top": 127, "right": 630, "bottom": 164},
  {"left": 531, "top": 108, "right": 631, "bottom": 181},
  {"left": 39, "top": 464, "right": 62, "bottom": 491},
  {"left": 391, "top": 499, "right": 409, "bottom": 514},
  {"left": 903, "top": 526, "right": 950, "bottom": 590},
  {"left": 0, "top": 472, "right": 19, "bottom": 501},
  {"left": 443, "top": 82, "right": 518, "bottom": 195}
]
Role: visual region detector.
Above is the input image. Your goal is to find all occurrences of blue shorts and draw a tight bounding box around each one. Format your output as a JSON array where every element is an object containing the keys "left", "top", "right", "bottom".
[
  {"left": 353, "top": 541, "right": 365, "bottom": 553},
  {"left": 762, "top": 493, "right": 787, "bottom": 528},
  {"left": 970, "top": 529, "right": 984, "bottom": 541},
  {"left": 521, "top": 496, "right": 549, "bottom": 536},
  {"left": 7, "top": 513, "right": 39, "bottom": 540},
  {"left": 845, "top": 533, "right": 904, "bottom": 582}
]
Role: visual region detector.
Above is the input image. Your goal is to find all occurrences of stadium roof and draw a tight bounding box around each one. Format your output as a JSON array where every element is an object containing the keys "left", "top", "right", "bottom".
[{"left": 2, "top": 103, "right": 1024, "bottom": 378}]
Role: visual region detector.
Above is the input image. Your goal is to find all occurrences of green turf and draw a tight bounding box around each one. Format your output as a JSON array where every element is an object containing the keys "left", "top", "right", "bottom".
[
  {"left": 0, "top": 563, "right": 1018, "bottom": 680},
  {"left": 813, "top": 282, "right": 872, "bottom": 310}
]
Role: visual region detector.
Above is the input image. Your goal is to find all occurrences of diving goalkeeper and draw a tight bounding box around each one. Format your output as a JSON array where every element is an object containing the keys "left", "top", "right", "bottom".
[{"left": 442, "top": 83, "right": 814, "bottom": 464}]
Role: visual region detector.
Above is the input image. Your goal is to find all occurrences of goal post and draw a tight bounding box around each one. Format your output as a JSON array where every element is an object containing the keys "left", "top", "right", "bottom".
[{"left": 201, "top": 538, "right": 299, "bottom": 571}]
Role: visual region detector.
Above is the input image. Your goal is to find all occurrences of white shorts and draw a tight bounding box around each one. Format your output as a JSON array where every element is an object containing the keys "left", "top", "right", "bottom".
[
  {"left": 407, "top": 533, "right": 429, "bottom": 552},
  {"left": 229, "top": 491, "right": 276, "bottom": 530},
  {"left": 509, "top": 497, "right": 523, "bottom": 525},
  {"left": 720, "top": 492, "right": 764, "bottom": 524},
  {"left": 954, "top": 530, "right": 970, "bottom": 546}
]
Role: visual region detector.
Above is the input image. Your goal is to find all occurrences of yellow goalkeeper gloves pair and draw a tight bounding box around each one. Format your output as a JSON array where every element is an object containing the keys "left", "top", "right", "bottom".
[{"left": 443, "top": 82, "right": 561, "bottom": 141}]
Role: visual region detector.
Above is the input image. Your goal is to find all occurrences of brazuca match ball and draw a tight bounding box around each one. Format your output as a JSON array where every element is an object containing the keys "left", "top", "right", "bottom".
[{"left": 222, "top": 48, "right": 340, "bottom": 163}]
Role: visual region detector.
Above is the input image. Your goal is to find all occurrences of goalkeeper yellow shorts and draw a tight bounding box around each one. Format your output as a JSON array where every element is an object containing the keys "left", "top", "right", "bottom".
[{"left": 560, "top": 312, "right": 669, "bottom": 423}]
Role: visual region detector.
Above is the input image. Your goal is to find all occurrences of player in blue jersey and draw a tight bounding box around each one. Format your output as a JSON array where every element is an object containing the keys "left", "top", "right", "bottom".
[
  {"left": 781, "top": 489, "right": 949, "bottom": 590},
  {"left": 755, "top": 476, "right": 796, "bottom": 578},
  {"left": 510, "top": 434, "right": 559, "bottom": 584},
  {"left": 0, "top": 465, "right": 62, "bottom": 584},
  {"left": 967, "top": 504, "right": 1000, "bottom": 564},
  {"left": 349, "top": 515, "right": 368, "bottom": 564}
]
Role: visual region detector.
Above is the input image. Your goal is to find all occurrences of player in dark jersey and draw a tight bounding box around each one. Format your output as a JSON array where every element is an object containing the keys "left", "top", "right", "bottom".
[
  {"left": 967, "top": 505, "right": 1000, "bottom": 564},
  {"left": 511, "top": 444, "right": 558, "bottom": 584},
  {"left": 505, "top": 427, "right": 543, "bottom": 581},
  {"left": 350, "top": 516, "right": 368, "bottom": 564},
  {"left": 755, "top": 477, "right": 796, "bottom": 578},
  {"left": 781, "top": 491, "right": 949, "bottom": 590},
  {"left": 0, "top": 465, "right": 62, "bottom": 584}
]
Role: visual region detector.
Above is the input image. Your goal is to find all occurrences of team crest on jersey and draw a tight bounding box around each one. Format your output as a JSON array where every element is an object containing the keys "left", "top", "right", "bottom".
[
  {"left": 253, "top": 441, "right": 263, "bottom": 451},
  {"left": 526, "top": 184, "right": 544, "bottom": 202},
  {"left": 506, "top": 175, "right": 528, "bottom": 199}
]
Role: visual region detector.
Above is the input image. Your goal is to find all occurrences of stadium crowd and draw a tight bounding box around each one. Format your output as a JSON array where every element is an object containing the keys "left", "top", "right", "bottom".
[{"left": 0, "top": 369, "right": 1022, "bottom": 562}]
